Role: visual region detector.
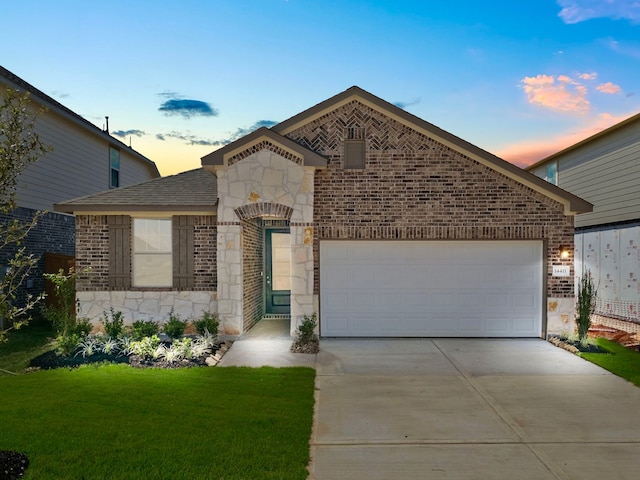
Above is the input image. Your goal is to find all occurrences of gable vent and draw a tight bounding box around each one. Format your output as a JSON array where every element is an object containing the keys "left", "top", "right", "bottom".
[
  {"left": 344, "top": 127, "right": 365, "bottom": 169},
  {"left": 346, "top": 126, "right": 365, "bottom": 140}
]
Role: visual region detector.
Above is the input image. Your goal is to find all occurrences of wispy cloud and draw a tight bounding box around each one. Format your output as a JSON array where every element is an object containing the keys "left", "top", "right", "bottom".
[
  {"left": 578, "top": 72, "right": 597, "bottom": 80},
  {"left": 596, "top": 81, "right": 622, "bottom": 94},
  {"left": 156, "top": 120, "right": 278, "bottom": 148},
  {"left": 112, "top": 129, "right": 146, "bottom": 138},
  {"left": 557, "top": 0, "right": 640, "bottom": 24},
  {"left": 157, "top": 131, "right": 219, "bottom": 146},
  {"left": 218, "top": 120, "right": 279, "bottom": 144},
  {"left": 521, "top": 74, "right": 590, "bottom": 114},
  {"left": 606, "top": 38, "right": 640, "bottom": 59},
  {"left": 157, "top": 91, "right": 218, "bottom": 119},
  {"left": 393, "top": 98, "right": 421, "bottom": 109},
  {"left": 496, "top": 112, "right": 631, "bottom": 167}
]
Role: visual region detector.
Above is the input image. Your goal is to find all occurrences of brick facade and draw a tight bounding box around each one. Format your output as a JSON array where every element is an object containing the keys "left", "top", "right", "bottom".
[
  {"left": 241, "top": 217, "right": 264, "bottom": 331},
  {"left": 76, "top": 214, "right": 217, "bottom": 292},
  {"left": 284, "top": 100, "right": 575, "bottom": 299},
  {"left": 0, "top": 207, "right": 75, "bottom": 307}
]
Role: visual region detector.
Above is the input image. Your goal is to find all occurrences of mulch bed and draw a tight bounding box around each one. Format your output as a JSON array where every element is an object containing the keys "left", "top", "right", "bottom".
[
  {"left": 290, "top": 337, "right": 319, "bottom": 354},
  {"left": 0, "top": 450, "right": 28, "bottom": 480},
  {"left": 549, "top": 336, "right": 609, "bottom": 354},
  {"left": 27, "top": 342, "right": 224, "bottom": 371}
]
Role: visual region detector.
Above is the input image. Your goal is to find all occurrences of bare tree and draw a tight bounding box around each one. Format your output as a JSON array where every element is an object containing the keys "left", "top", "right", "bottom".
[{"left": 0, "top": 87, "right": 50, "bottom": 342}]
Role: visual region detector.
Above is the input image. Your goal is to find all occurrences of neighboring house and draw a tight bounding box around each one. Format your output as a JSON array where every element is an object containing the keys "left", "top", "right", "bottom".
[
  {"left": 528, "top": 112, "right": 640, "bottom": 335},
  {"left": 0, "top": 66, "right": 160, "bottom": 310},
  {"left": 56, "top": 86, "right": 591, "bottom": 338}
]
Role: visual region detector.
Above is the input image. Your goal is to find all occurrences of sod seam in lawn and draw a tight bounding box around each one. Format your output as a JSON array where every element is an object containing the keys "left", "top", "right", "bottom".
[{"left": 0, "top": 365, "right": 316, "bottom": 480}]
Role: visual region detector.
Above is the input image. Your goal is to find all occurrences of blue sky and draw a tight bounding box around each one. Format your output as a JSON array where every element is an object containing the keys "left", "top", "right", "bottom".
[{"left": 2, "top": 0, "right": 639, "bottom": 175}]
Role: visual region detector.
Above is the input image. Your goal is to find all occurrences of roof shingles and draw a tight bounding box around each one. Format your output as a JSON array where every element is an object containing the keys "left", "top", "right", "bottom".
[{"left": 55, "top": 168, "right": 217, "bottom": 213}]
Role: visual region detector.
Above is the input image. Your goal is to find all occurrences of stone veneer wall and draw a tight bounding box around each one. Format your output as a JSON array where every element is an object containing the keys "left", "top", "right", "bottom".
[
  {"left": 74, "top": 214, "right": 217, "bottom": 324},
  {"left": 242, "top": 217, "right": 264, "bottom": 331},
  {"left": 216, "top": 149, "right": 315, "bottom": 335},
  {"left": 285, "top": 100, "right": 576, "bottom": 335}
]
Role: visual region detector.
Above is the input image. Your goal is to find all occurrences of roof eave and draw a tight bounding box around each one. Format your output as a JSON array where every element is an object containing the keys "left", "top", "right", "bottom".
[
  {"left": 201, "top": 127, "right": 327, "bottom": 169},
  {"left": 54, "top": 203, "right": 218, "bottom": 215},
  {"left": 527, "top": 111, "right": 640, "bottom": 171},
  {"left": 273, "top": 85, "right": 593, "bottom": 216},
  {"left": 0, "top": 66, "right": 160, "bottom": 177}
]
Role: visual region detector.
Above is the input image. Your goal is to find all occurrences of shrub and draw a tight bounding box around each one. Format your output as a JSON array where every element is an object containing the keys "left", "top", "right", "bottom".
[
  {"left": 163, "top": 311, "right": 188, "bottom": 339},
  {"left": 75, "top": 336, "right": 101, "bottom": 358},
  {"left": 102, "top": 308, "right": 124, "bottom": 338},
  {"left": 73, "top": 318, "right": 93, "bottom": 337},
  {"left": 128, "top": 335, "right": 162, "bottom": 359},
  {"left": 193, "top": 312, "right": 218, "bottom": 336},
  {"left": 576, "top": 270, "right": 597, "bottom": 348},
  {"left": 296, "top": 313, "right": 317, "bottom": 345},
  {"left": 131, "top": 320, "right": 160, "bottom": 340},
  {"left": 54, "top": 333, "right": 82, "bottom": 356}
]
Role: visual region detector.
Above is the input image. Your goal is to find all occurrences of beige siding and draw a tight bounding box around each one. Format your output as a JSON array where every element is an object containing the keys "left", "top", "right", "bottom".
[
  {"left": 15, "top": 108, "right": 156, "bottom": 211},
  {"left": 560, "top": 139, "right": 640, "bottom": 228}
]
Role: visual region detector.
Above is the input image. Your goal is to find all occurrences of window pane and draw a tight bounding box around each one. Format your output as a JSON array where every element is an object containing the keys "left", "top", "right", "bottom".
[
  {"left": 132, "top": 218, "right": 172, "bottom": 287},
  {"left": 271, "top": 233, "right": 291, "bottom": 291},
  {"left": 546, "top": 162, "right": 558, "bottom": 185},
  {"left": 134, "top": 219, "right": 172, "bottom": 252},
  {"left": 110, "top": 147, "right": 120, "bottom": 169},
  {"left": 133, "top": 253, "right": 172, "bottom": 287}
]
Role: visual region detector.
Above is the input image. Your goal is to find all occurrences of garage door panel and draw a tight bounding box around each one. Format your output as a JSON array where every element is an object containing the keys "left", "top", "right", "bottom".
[{"left": 320, "top": 240, "right": 543, "bottom": 337}]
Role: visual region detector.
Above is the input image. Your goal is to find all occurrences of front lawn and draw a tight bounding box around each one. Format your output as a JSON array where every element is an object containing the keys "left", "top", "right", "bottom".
[
  {"left": 0, "top": 316, "right": 54, "bottom": 376},
  {"left": 581, "top": 338, "right": 640, "bottom": 387},
  {"left": 0, "top": 365, "right": 316, "bottom": 479}
]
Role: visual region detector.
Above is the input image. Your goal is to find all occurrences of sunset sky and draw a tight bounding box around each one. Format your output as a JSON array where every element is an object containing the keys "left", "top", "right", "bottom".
[{"left": 2, "top": 0, "right": 639, "bottom": 175}]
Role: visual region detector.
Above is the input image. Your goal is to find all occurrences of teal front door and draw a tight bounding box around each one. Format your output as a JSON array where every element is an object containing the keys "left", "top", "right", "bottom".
[{"left": 265, "top": 230, "right": 291, "bottom": 314}]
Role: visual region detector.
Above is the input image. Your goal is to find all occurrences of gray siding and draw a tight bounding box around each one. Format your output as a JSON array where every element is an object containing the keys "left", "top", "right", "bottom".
[
  {"left": 559, "top": 130, "right": 640, "bottom": 228},
  {"left": 15, "top": 109, "right": 155, "bottom": 212}
]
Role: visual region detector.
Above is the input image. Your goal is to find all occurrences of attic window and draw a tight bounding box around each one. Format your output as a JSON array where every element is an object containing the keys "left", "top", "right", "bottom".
[{"left": 344, "top": 127, "right": 365, "bottom": 169}]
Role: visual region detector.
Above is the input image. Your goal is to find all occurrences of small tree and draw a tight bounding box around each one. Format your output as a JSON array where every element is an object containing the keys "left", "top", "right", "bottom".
[
  {"left": 0, "top": 88, "right": 50, "bottom": 342},
  {"left": 576, "top": 270, "right": 597, "bottom": 348}
]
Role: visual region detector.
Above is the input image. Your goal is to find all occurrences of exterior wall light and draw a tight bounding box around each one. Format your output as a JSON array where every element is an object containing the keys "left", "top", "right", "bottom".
[{"left": 559, "top": 247, "right": 570, "bottom": 260}]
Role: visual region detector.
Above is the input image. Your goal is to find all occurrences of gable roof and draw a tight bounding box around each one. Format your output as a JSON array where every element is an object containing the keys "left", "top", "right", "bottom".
[
  {"left": 201, "top": 126, "right": 327, "bottom": 170},
  {"left": 0, "top": 65, "right": 160, "bottom": 178},
  {"left": 55, "top": 168, "right": 217, "bottom": 214},
  {"left": 271, "top": 86, "right": 592, "bottom": 215},
  {"left": 526, "top": 111, "right": 640, "bottom": 170}
]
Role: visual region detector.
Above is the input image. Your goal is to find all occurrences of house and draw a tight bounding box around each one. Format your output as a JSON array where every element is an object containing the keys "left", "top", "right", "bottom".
[
  {"left": 0, "top": 66, "right": 160, "bottom": 309},
  {"left": 56, "top": 86, "right": 592, "bottom": 338},
  {"left": 527, "top": 112, "right": 640, "bottom": 336}
]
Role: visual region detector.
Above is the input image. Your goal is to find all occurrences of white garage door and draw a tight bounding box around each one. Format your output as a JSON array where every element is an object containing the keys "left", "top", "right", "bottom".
[{"left": 320, "top": 240, "right": 543, "bottom": 337}]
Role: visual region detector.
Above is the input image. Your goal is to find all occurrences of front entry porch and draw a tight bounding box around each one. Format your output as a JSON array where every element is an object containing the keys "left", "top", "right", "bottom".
[{"left": 217, "top": 316, "right": 316, "bottom": 367}]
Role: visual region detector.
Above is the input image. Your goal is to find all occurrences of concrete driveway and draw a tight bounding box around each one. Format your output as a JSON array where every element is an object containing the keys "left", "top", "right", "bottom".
[{"left": 309, "top": 338, "right": 640, "bottom": 480}]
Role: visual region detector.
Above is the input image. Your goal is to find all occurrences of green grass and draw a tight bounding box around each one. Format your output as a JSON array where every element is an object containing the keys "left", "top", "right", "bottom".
[
  {"left": 581, "top": 338, "right": 640, "bottom": 387},
  {"left": 0, "top": 365, "right": 316, "bottom": 479},
  {"left": 0, "top": 316, "right": 55, "bottom": 376}
]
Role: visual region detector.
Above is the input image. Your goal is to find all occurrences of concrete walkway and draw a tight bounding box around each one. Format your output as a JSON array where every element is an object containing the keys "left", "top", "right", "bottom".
[
  {"left": 219, "top": 325, "right": 640, "bottom": 479},
  {"left": 216, "top": 318, "right": 316, "bottom": 368}
]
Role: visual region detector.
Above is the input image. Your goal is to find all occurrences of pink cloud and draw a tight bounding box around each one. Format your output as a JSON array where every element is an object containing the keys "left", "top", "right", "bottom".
[
  {"left": 597, "top": 82, "right": 622, "bottom": 94},
  {"left": 578, "top": 72, "right": 597, "bottom": 80},
  {"left": 521, "top": 74, "right": 590, "bottom": 114},
  {"left": 495, "top": 113, "right": 631, "bottom": 168}
]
